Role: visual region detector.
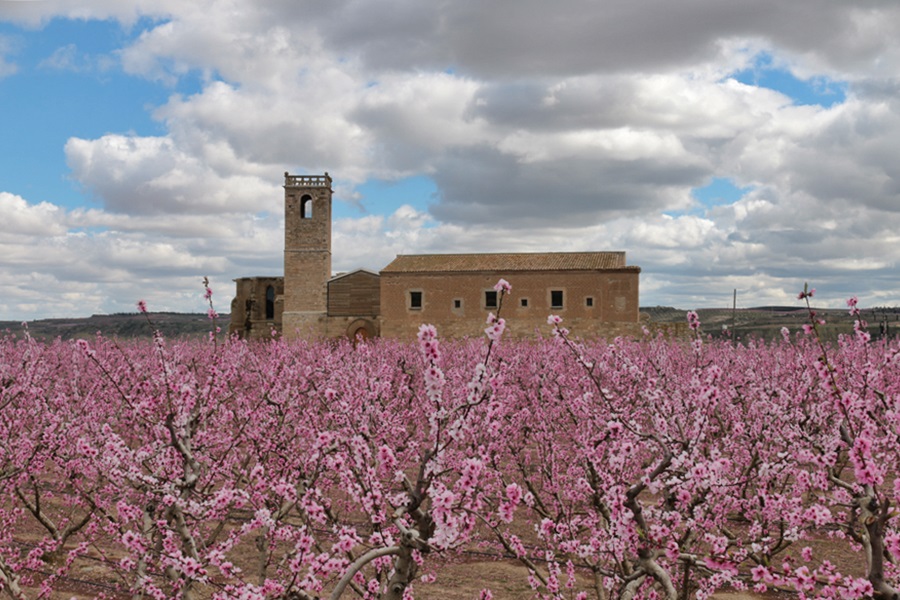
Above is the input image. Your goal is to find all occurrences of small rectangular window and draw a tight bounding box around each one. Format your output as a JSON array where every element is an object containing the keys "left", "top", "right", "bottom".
[
  {"left": 484, "top": 290, "right": 498, "bottom": 309},
  {"left": 453, "top": 299, "right": 462, "bottom": 309},
  {"left": 520, "top": 298, "right": 529, "bottom": 308},
  {"left": 409, "top": 291, "right": 423, "bottom": 309},
  {"left": 586, "top": 297, "right": 594, "bottom": 307},
  {"left": 551, "top": 290, "right": 564, "bottom": 309}
]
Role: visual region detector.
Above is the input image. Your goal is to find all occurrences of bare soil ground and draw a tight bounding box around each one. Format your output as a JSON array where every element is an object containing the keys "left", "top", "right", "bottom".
[{"left": 13, "top": 530, "right": 866, "bottom": 600}]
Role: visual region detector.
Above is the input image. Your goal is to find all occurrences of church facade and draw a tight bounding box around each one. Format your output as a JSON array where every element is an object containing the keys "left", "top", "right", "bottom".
[{"left": 229, "top": 173, "right": 642, "bottom": 340}]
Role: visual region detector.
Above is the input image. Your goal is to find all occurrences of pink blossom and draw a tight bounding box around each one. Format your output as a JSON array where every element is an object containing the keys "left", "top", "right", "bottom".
[
  {"left": 377, "top": 445, "right": 397, "bottom": 471},
  {"left": 846, "top": 578, "right": 873, "bottom": 598},
  {"left": 417, "top": 323, "right": 438, "bottom": 343},
  {"left": 687, "top": 311, "right": 701, "bottom": 331},
  {"left": 137, "top": 299, "right": 148, "bottom": 313},
  {"left": 552, "top": 326, "right": 570, "bottom": 338},
  {"left": 539, "top": 518, "right": 555, "bottom": 539},
  {"left": 493, "top": 279, "right": 512, "bottom": 294},
  {"left": 75, "top": 338, "right": 95, "bottom": 358},
  {"left": 333, "top": 527, "right": 361, "bottom": 553},
  {"left": 505, "top": 483, "right": 522, "bottom": 505},
  {"left": 484, "top": 317, "right": 506, "bottom": 341},
  {"left": 507, "top": 534, "right": 526, "bottom": 558},
  {"left": 456, "top": 458, "right": 483, "bottom": 493},
  {"left": 751, "top": 565, "right": 769, "bottom": 582},
  {"left": 498, "top": 501, "right": 516, "bottom": 523},
  {"left": 527, "top": 571, "right": 542, "bottom": 591},
  {"left": 666, "top": 540, "right": 680, "bottom": 561},
  {"left": 121, "top": 531, "right": 147, "bottom": 553}
]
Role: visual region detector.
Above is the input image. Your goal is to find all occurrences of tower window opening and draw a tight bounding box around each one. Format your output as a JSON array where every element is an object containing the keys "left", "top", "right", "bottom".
[
  {"left": 265, "top": 285, "right": 275, "bottom": 319},
  {"left": 300, "top": 195, "right": 313, "bottom": 219}
]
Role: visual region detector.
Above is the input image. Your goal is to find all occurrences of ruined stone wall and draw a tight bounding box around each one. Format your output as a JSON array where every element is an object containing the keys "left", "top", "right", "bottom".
[{"left": 227, "top": 277, "right": 284, "bottom": 339}]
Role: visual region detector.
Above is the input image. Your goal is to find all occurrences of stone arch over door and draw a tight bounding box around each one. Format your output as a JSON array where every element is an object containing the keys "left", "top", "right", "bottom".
[{"left": 347, "top": 318, "right": 378, "bottom": 342}]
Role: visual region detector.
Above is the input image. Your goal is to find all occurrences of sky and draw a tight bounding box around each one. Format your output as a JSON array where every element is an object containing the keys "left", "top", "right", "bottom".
[{"left": 2, "top": 0, "right": 900, "bottom": 321}]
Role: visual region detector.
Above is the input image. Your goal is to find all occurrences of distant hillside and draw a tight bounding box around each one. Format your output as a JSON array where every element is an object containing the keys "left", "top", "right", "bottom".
[
  {"left": 4, "top": 306, "right": 899, "bottom": 343},
  {"left": 0, "top": 313, "right": 230, "bottom": 341},
  {"left": 642, "top": 305, "right": 900, "bottom": 342}
]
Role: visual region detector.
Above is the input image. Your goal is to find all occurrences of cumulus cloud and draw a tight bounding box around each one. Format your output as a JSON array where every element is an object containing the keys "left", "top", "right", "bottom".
[
  {"left": 315, "top": 0, "right": 900, "bottom": 79},
  {"left": 0, "top": 190, "right": 285, "bottom": 320},
  {"left": 0, "top": 192, "right": 66, "bottom": 236},
  {"left": 65, "top": 134, "right": 284, "bottom": 216},
  {"left": 3, "top": 0, "right": 900, "bottom": 320}
]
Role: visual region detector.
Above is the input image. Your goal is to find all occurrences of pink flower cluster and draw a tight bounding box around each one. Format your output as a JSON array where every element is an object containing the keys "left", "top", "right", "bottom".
[
  {"left": 484, "top": 312, "right": 506, "bottom": 341},
  {"left": 687, "top": 310, "right": 701, "bottom": 331},
  {"left": 493, "top": 279, "right": 512, "bottom": 294}
]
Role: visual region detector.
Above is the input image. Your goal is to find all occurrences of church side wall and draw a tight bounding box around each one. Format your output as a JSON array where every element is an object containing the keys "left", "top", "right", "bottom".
[{"left": 379, "top": 269, "right": 640, "bottom": 339}]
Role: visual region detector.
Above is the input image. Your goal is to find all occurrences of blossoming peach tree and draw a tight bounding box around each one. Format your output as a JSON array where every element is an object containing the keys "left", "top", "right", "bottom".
[{"left": 0, "top": 279, "right": 899, "bottom": 599}]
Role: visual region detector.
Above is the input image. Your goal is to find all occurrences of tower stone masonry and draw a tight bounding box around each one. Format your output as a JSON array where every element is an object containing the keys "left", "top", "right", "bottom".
[{"left": 282, "top": 172, "right": 333, "bottom": 337}]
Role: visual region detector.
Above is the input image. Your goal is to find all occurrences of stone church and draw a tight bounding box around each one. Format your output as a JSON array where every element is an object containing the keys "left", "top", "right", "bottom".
[{"left": 229, "top": 173, "right": 642, "bottom": 340}]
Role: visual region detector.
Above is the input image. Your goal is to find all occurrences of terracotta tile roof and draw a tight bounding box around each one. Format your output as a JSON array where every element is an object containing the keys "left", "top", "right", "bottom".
[
  {"left": 381, "top": 252, "right": 634, "bottom": 273},
  {"left": 328, "top": 269, "right": 380, "bottom": 283}
]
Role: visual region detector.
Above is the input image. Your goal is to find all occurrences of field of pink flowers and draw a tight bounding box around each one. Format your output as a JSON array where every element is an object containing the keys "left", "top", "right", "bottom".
[{"left": 1, "top": 285, "right": 899, "bottom": 600}]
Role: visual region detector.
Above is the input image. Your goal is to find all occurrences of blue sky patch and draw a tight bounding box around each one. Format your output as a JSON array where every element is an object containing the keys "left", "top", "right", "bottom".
[
  {"left": 731, "top": 51, "right": 847, "bottom": 108},
  {"left": 693, "top": 177, "right": 751, "bottom": 208},
  {"left": 0, "top": 18, "right": 204, "bottom": 209},
  {"left": 665, "top": 177, "right": 752, "bottom": 217},
  {"left": 337, "top": 175, "right": 438, "bottom": 220}
]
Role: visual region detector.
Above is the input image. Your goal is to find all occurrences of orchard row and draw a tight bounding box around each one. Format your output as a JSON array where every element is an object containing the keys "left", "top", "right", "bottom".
[{"left": 1, "top": 291, "right": 899, "bottom": 599}]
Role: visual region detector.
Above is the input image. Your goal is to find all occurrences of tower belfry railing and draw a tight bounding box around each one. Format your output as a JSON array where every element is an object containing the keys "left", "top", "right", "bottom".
[{"left": 285, "top": 172, "right": 331, "bottom": 187}]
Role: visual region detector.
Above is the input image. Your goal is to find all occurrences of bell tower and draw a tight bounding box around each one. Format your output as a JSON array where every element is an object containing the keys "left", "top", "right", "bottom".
[{"left": 282, "top": 172, "right": 332, "bottom": 337}]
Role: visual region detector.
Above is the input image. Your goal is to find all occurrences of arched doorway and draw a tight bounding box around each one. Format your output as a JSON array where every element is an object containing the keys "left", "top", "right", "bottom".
[{"left": 346, "top": 318, "right": 377, "bottom": 343}]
